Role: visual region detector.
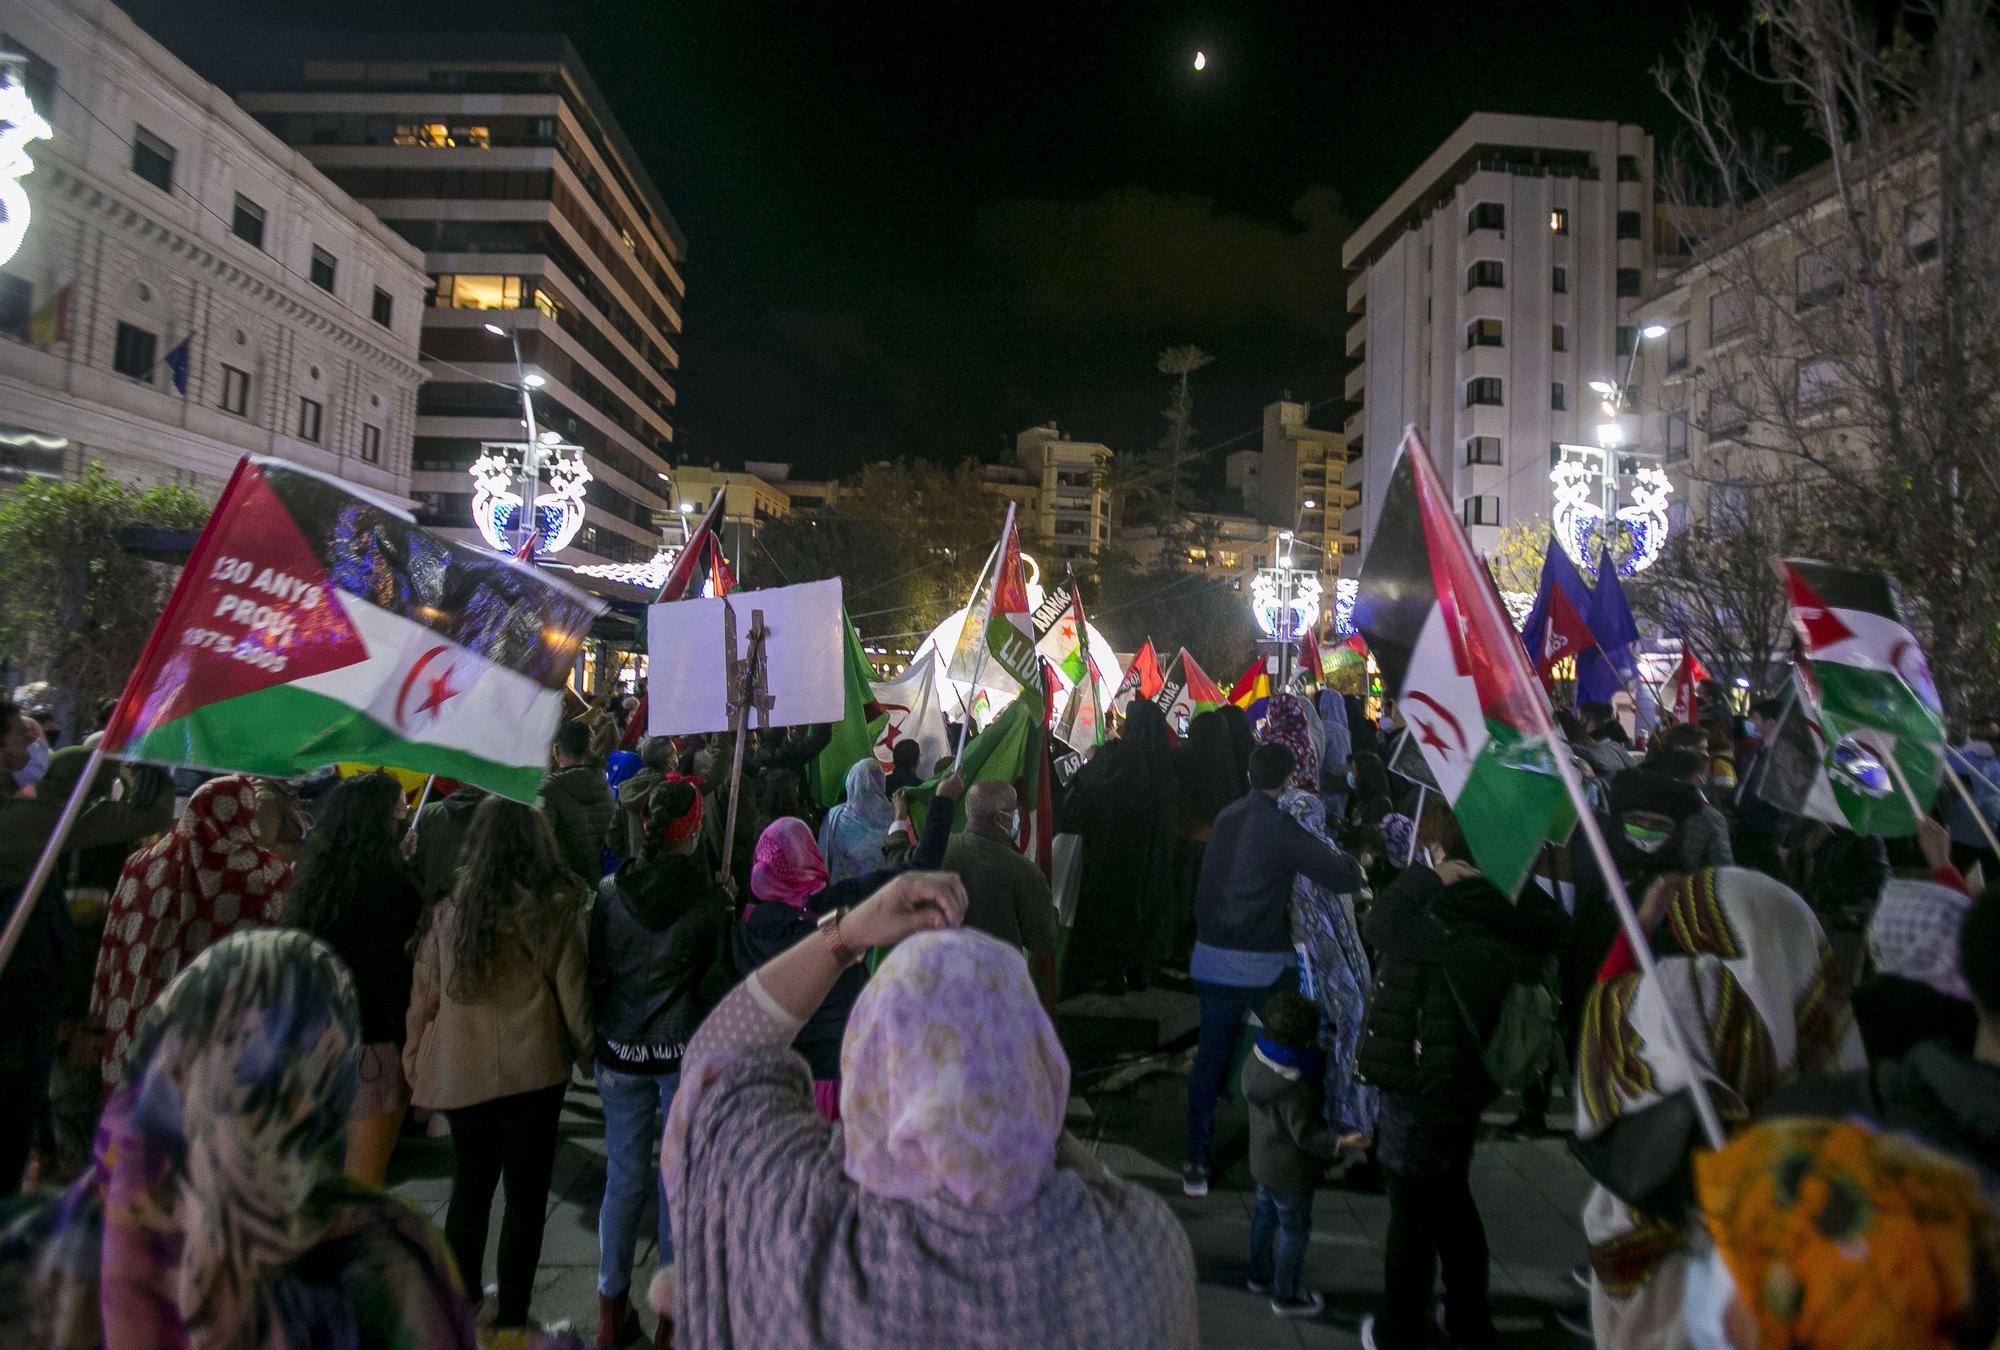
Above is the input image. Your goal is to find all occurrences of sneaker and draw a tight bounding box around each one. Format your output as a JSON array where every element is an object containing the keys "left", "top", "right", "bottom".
[
  {"left": 1245, "top": 1277, "right": 1271, "bottom": 1295},
  {"left": 1269, "top": 1291, "right": 1325, "bottom": 1318},
  {"left": 1181, "top": 1163, "right": 1209, "bottom": 1197}
]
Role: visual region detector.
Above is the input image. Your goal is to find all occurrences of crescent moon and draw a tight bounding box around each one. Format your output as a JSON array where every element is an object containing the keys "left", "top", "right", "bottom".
[
  {"left": 395, "top": 644, "right": 451, "bottom": 732},
  {"left": 1405, "top": 690, "right": 1467, "bottom": 755}
]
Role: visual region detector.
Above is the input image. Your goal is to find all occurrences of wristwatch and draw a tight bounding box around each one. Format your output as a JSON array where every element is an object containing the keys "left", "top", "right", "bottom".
[{"left": 816, "top": 906, "right": 862, "bottom": 967}]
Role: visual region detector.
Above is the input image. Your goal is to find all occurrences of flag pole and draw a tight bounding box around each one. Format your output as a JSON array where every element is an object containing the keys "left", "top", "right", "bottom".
[
  {"left": 1873, "top": 734, "right": 1950, "bottom": 850},
  {"left": 1412, "top": 432, "right": 1729, "bottom": 1152},
  {"left": 1942, "top": 758, "right": 2000, "bottom": 860},
  {"left": 404, "top": 775, "right": 435, "bottom": 841},
  {"left": 953, "top": 502, "right": 1016, "bottom": 761},
  {"left": 0, "top": 739, "right": 111, "bottom": 984}
]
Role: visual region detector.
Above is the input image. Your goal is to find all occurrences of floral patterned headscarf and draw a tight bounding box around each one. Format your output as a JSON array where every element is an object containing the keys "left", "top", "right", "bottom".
[
  {"left": 838, "top": 929, "right": 1069, "bottom": 1214},
  {"left": 1694, "top": 1118, "right": 2000, "bottom": 1350},
  {"left": 1256, "top": 693, "right": 1322, "bottom": 790}
]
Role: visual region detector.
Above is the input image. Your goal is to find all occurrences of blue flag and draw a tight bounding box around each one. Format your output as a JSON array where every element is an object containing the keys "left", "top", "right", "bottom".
[
  {"left": 1579, "top": 541, "right": 1642, "bottom": 703},
  {"left": 163, "top": 337, "right": 190, "bottom": 395},
  {"left": 1520, "top": 534, "right": 1593, "bottom": 669}
]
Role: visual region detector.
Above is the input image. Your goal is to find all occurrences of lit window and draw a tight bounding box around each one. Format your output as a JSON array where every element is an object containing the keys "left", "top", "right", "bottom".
[
  {"left": 434, "top": 274, "right": 523, "bottom": 310},
  {"left": 1550, "top": 208, "right": 1569, "bottom": 235}
]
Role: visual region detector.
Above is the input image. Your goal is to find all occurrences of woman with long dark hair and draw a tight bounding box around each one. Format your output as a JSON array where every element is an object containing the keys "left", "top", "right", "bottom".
[
  {"left": 1063, "top": 700, "right": 1178, "bottom": 995},
  {"left": 1169, "top": 711, "right": 1244, "bottom": 965},
  {"left": 284, "top": 771, "right": 424, "bottom": 1186},
  {"left": 404, "top": 796, "right": 592, "bottom": 1333}
]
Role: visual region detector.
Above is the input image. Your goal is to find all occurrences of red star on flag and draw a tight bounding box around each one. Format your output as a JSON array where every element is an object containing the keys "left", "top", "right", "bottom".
[{"left": 416, "top": 665, "right": 461, "bottom": 720}]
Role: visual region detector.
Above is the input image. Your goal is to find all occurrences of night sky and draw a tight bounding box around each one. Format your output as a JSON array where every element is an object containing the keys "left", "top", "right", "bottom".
[{"left": 129, "top": 0, "right": 1764, "bottom": 484}]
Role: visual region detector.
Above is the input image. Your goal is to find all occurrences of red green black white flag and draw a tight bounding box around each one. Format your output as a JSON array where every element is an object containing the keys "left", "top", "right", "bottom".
[
  {"left": 1353, "top": 428, "right": 1575, "bottom": 895},
  {"left": 1775, "top": 557, "right": 1944, "bottom": 835},
  {"left": 102, "top": 457, "right": 602, "bottom": 802}
]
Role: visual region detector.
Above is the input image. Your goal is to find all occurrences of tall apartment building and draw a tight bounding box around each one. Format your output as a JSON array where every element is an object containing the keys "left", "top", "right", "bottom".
[
  {"left": 0, "top": 0, "right": 426, "bottom": 494},
  {"left": 1011, "top": 423, "right": 1112, "bottom": 560},
  {"left": 1342, "top": 114, "right": 1659, "bottom": 557},
  {"left": 1253, "top": 399, "right": 1355, "bottom": 580},
  {"left": 235, "top": 36, "right": 684, "bottom": 565}
]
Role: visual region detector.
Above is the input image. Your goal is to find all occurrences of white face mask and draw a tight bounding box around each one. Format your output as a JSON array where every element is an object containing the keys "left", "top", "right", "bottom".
[
  {"left": 996, "top": 810, "right": 1019, "bottom": 838},
  {"left": 13, "top": 736, "right": 48, "bottom": 789}
]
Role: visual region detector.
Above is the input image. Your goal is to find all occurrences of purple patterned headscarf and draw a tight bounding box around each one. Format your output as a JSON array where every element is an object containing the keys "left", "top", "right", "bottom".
[
  {"left": 1256, "top": 693, "right": 1322, "bottom": 790},
  {"left": 838, "top": 929, "right": 1069, "bottom": 1214}
]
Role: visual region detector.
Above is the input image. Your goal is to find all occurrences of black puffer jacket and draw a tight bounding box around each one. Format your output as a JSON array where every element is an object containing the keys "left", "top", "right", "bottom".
[
  {"left": 544, "top": 764, "right": 616, "bottom": 882},
  {"left": 1356, "top": 866, "right": 1568, "bottom": 1112},
  {"left": 589, "top": 852, "right": 728, "bottom": 1075},
  {"left": 1762, "top": 1041, "right": 2000, "bottom": 1185}
]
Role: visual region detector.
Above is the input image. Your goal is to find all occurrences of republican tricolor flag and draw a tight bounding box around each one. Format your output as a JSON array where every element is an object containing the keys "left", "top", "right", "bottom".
[
  {"left": 1354, "top": 428, "right": 1575, "bottom": 895},
  {"left": 102, "top": 458, "right": 601, "bottom": 802}
]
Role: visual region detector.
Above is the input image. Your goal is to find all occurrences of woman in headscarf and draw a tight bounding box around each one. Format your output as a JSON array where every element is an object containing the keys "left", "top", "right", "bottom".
[
  {"left": 91, "top": 775, "right": 291, "bottom": 1095},
  {"left": 1575, "top": 866, "right": 1865, "bottom": 1349},
  {"left": 283, "top": 772, "right": 424, "bottom": 1187},
  {"left": 1062, "top": 699, "right": 1178, "bottom": 995},
  {"left": 735, "top": 779, "right": 960, "bottom": 1120},
  {"left": 818, "top": 758, "right": 895, "bottom": 885},
  {"left": 1685, "top": 1118, "right": 2000, "bottom": 1350},
  {"left": 1850, "top": 877, "right": 1978, "bottom": 1061},
  {"left": 0, "top": 929, "right": 479, "bottom": 1349},
  {"left": 1257, "top": 694, "right": 1377, "bottom": 1145},
  {"left": 663, "top": 874, "right": 1197, "bottom": 1349}
]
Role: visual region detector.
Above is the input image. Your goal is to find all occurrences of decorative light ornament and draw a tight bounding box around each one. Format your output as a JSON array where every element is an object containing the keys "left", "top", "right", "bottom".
[
  {"left": 1331, "top": 577, "right": 1358, "bottom": 638},
  {"left": 571, "top": 544, "right": 681, "bottom": 590},
  {"left": 1549, "top": 455, "right": 1673, "bottom": 576},
  {"left": 0, "top": 60, "right": 52, "bottom": 270},
  {"left": 1251, "top": 567, "right": 1322, "bottom": 639},
  {"left": 469, "top": 444, "right": 592, "bottom": 556}
]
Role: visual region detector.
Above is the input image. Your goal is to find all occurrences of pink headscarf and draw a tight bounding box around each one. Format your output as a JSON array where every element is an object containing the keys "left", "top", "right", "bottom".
[
  {"left": 750, "top": 817, "right": 828, "bottom": 910},
  {"left": 838, "top": 928, "right": 1070, "bottom": 1213}
]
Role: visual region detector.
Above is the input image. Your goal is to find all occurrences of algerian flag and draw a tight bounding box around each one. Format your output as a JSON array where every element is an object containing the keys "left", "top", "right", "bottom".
[
  {"left": 103, "top": 458, "right": 600, "bottom": 802},
  {"left": 1354, "top": 429, "right": 1576, "bottom": 895},
  {"left": 948, "top": 507, "right": 1039, "bottom": 695},
  {"left": 1775, "top": 558, "right": 1945, "bottom": 835},
  {"left": 871, "top": 648, "right": 950, "bottom": 773},
  {"left": 1032, "top": 577, "right": 1089, "bottom": 685}
]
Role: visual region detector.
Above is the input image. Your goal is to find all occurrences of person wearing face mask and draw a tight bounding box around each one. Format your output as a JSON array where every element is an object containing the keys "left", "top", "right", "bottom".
[{"left": 942, "top": 780, "right": 1059, "bottom": 1005}]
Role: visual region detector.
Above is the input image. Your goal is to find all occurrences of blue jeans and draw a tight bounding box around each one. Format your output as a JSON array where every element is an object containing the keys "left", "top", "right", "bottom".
[
  {"left": 595, "top": 1064, "right": 680, "bottom": 1297},
  {"left": 1184, "top": 971, "right": 1296, "bottom": 1170},
  {"left": 1250, "top": 1184, "right": 1314, "bottom": 1298}
]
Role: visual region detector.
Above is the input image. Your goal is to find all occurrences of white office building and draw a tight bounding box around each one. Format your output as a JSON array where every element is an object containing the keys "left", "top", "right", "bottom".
[
  {"left": 0, "top": 0, "right": 427, "bottom": 495},
  {"left": 1341, "top": 114, "right": 1660, "bottom": 556}
]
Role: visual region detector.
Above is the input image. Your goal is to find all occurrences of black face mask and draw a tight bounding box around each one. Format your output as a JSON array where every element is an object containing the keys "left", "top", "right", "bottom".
[{"left": 1607, "top": 813, "right": 1687, "bottom": 888}]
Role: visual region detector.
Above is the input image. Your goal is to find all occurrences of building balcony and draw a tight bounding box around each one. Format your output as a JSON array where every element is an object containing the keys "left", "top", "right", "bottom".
[
  {"left": 1346, "top": 316, "right": 1367, "bottom": 358},
  {"left": 1347, "top": 273, "right": 1369, "bottom": 314},
  {"left": 1344, "top": 363, "right": 1367, "bottom": 402}
]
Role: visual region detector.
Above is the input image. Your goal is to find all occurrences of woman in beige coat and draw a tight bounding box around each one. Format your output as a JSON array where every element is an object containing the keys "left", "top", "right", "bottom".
[{"left": 405, "top": 795, "right": 593, "bottom": 1332}]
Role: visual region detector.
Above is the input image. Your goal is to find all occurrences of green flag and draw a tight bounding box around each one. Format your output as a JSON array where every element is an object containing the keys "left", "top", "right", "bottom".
[
  {"left": 907, "top": 689, "right": 1042, "bottom": 833},
  {"left": 812, "top": 608, "right": 887, "bottom": 806}
]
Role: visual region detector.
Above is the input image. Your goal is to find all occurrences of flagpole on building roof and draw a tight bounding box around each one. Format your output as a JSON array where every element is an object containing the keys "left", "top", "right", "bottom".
[{"left": 1403, "top": 428, "right": 1729, "bottom": 1152}]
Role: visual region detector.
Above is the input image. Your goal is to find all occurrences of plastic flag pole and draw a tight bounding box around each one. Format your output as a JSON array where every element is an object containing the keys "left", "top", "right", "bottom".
[
  {"left": 1941, "top": 758, "right": 2000, "bottom": 860},
  {"left": 0, "top": 739, "right": 110, "bottom": 983},
  {"left": 953, "top": 502, "right": 1017, "bottom": 762}
]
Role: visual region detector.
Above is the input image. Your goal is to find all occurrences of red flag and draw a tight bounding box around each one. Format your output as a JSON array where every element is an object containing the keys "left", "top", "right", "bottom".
[
  {"left": 1181, "top": 650, "right": 1228, "bottom": 710},
  {"left": 1297, "top": 623, "right": 1324, "bottom": 681},
  {"left": 1108, "top": 639, "right": 1165, "bottom": 715},
  {"left": 1533, "top": 583, "right": 1597, "bottom": 682},
  {"left": 1665, "top": 640, "right": 1708, "bottom": 724}
]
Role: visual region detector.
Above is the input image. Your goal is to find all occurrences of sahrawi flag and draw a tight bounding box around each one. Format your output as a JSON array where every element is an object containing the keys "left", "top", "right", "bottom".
[
  {"left": 102, "top": 457, "right": 600, "bottom": 802},
  {"left": 1031, "top": 573, "right": 1090, "bottom": 685},
  {"left": 1354, "top": 428, "right": 1576, "bottom": 895},
  {"left": 1775, "top": 558, "right": 1946, "bottom": 835},
  {"left": 1108, "top": 639, "right": 1164, "bottom": 716},
  {"left": 947, "top": 507, "right": 1039, "bottom": 694}
]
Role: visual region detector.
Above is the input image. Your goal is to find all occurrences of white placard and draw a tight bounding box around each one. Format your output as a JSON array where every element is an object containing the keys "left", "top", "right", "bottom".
[{"left": 646, "top": 578, "right": 846, "bottom": 735}]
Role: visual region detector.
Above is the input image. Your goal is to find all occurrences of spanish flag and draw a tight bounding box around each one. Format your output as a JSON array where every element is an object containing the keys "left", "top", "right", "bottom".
[{"left": 1227, "top": 658, "right": 1271, "bottom": 710}]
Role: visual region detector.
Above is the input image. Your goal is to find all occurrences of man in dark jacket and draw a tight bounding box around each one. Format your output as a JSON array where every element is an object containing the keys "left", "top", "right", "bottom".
[
  {"left": 544, "top": 720, "right": 616, "bottom": 883},
  {"left": 1355, "top": 819, "right": 1568, "bottom": 1350},
  {"left": 587, "top": 775, "right": 726, "bottom": 1343},
  {"left": 1182, "top": 743, "right": 1364, "bottom": 1197},
  {"left": 943, "top": 780, "right": 1058, "bottom": 1003},
  {"left": 409, "top": 782, "right": 486, "bottom": 901},
  {"left": 1761, "top": 883, "right": 2000, "bottom": 1184}
]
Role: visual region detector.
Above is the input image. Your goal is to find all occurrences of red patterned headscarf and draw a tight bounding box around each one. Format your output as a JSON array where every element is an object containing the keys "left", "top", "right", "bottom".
[
  {"left": 750, "top": 817, "right": 828, "bottom": 910},
  {"left": 653, "top": 773, "right": 707, "bottom": 847}
]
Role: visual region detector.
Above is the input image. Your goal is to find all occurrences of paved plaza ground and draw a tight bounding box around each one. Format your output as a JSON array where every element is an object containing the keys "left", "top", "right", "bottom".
[{"left": 387, "top": 985, "right": 1597, "bottom": 1348}]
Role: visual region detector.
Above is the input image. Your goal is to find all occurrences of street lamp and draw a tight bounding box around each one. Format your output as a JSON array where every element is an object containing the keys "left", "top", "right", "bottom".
[{"left": 484, "top": 320, "right": 547, "bottom": 553}]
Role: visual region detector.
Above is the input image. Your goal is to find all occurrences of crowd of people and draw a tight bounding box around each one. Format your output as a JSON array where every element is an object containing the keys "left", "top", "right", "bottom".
[{"left": 0, "top": 670, "right": 1995, "bottom": 1349}]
